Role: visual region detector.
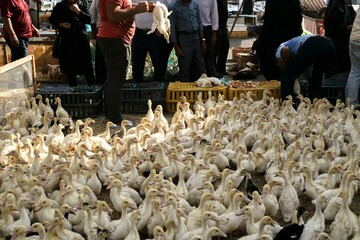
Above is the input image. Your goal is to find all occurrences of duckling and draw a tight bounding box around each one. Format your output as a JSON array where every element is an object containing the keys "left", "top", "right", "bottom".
[
  {"left": 203, "top": 226, "right": 227, "bottom": 240},
  {"left": 278, "top": 171, "right": 299, "bottom": 222},
  {"left": 261, "top": 184, "right": 279, "bottom": 217},
  {"left": 147, "top": 199, "right": 166, "bottom": 237},
  {"left": 6, "top": 198, "right": 33, "bottom": 235},
  {"left": 179, "top": 211, "right": 219, "bottom": 240},
  {"left": 186, "top": 192, "right": 216, "bottom": 231},
  {"left": 107, "top": 179, "right": 136, "bottom": 213},
  {"left": 124, "top": 209, "right": 141, "bottom": 240}
]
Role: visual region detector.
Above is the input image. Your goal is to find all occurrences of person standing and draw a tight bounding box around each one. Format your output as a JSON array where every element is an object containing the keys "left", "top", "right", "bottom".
[
  {"left": 275, "top": 35, "right": 336, "bottom": 100},
  {"left": 0, "top": 0, "right": 40, "bottom": 62},
  {"left": 90, "top": 0, "right": 107, "bottom": 85},
  {"left": 257, "top": 0, "right": 303, "bottom": 81},
  {"left": 131, "top": 0, "right": 171, "bottom": 83},
  {"left": 324, "top": 0, "right": 355, "bottom": 78},
  {"left": 198, "top": 0, "right": 219, "bottom": 77},
  {"left": 49, "top": 0, "right": 95, "bottom": 87},
  {"left": 169, "top": 0, "right": 206, "bottom": 82},
  {"left": 96, "top": 0, "right": 152, "bottom": 123},
  {"left": 215, "top": 0, "right": 229, "bottom": 75},
  {"left": 345, "top": 10, "right": 360, "bottom": 106}
]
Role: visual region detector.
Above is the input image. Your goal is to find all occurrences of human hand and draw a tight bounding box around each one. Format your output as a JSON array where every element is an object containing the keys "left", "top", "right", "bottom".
[
  {"left": 147, "top": 2, "right": 155, "bottom": 12},
  {"left": 60, "top": 22, "right": 71, "bottom": 29},
  {"left": 32, "top": 26, "right": 41, "bottom": 37},
  {"left": 211, "top": 34, "right": 217, "bottom": 46},
  {"left": 174, "top": 46, "right": 184, "bottom": 57},
  {"left": 201, "top": 41, "right": 207, "bottom": 54},
  {"left": 134, "top": 1, "right": 150, "bottom": 13},
  {"left": 10, "top": 35, "right": 19, "bottom": 47},
  {"left": 70, "top": 3, "right": 81, "bottom": 14}
]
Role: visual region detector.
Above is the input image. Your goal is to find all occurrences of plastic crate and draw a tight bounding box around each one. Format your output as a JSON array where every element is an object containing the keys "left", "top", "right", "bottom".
[
  {"left": 120, "top": 82, "right": 165, "bottom": 113},
  {"left": 166, "top": 81, "right": 228, "bottom": 113},
  {"left": 299, "top": 78, "right": 346, "bottom": 105},
  {"left": 36, "top": 84, "right": 103, "bottom": 119},
  {"left": 228, "top": 80, "right": 281, "bottom": 101}
]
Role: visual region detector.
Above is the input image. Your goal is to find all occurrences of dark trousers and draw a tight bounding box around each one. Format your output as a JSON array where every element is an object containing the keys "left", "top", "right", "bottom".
[
  {"left": 203, "top": 25, "right": 216, "bottom": 77},
  {"left": 95, "top": 42, "right": 107, "bottom": 85},
  {"left": 281, "top": 36, "right": 336, "bottom": 100},
  {"left": 215, "top": 27, "right": 230, "bottom": 74},
  {"left": 177, "top": 32, "right": 206, "bottom": 82},
  {"left": 97, "top": 37, "right": 129, "bottom": 123},
  {"left": 131, "top": 29, "right": 168, "bottom": 82},
  {"left": 6, "top": 37, "right": 29, "bottom": 62}
]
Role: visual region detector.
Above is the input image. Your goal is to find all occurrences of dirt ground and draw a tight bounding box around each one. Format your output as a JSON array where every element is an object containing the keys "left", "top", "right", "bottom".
[{"left": 88, "top": 112, "right": 360, "bottom": 239}]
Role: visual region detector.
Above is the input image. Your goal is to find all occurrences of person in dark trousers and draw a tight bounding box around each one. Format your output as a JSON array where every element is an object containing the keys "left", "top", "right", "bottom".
[
  {"left": 0, "top": 0, "right": 40, "bottom": 62},
  {"left": 198, "top": 0, "right": 218, "bottom": 77},
  {"left": 96, "top": 0, "right": 151, "bottom": 123},
  {"left": 131, "top": 0, "right": 172, "bottom": 82},
  {"left": 275, "top": 35, "right": 336, "bottom": 100},
  {"left": 257, "top": 0, "right": 303, "bottom": 81},
  {"left": 215, "top": 0, "right": 230, "bottom": 75},
  {"left": 49, "top": 0, "right": 95, "bottom": 87},
  {"left": 324, "top": 0, "right": 356, "bottom": 78},
  {"left": 169, "top": 0, "right": 206, "bottom": 82},
  {"left": 90, "top": 0, "right": 107, "bottom": 85}
]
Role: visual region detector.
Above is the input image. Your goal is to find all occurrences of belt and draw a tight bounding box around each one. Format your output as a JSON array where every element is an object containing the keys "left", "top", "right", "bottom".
[
  {"left": 136, "top": 28, "right": 151, "bottom": 32},
  {"left": 177, "top": 31, "right": 198, "bottom": 35}
]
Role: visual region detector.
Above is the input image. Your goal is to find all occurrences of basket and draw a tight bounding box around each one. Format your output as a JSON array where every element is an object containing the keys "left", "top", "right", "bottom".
[
  {"left": 36, "top": 84, "right": 103, "bottom": 119},
  {"left": 119, "top": 82, "right": 165, "bottom": 113},
  {"left": 232, "top": 47, "right": 252, "bottom": 60},
  {"left": 166, "top": 81, "right": 228, "bottom": 113},
  {"left": 228, "top": 80, "right": 281, "bottom": 101}
]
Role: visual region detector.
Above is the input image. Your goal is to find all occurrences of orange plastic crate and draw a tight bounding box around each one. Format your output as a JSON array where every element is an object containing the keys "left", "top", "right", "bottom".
[
  {"left": 228, "top": 80, "right": 281, "bottom": 101},
  {"left": 166, "top": 81, "right": 227, "bottom": 113}
]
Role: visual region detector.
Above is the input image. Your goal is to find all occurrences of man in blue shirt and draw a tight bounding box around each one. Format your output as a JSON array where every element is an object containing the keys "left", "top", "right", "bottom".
[
  {"left": 275, "top": 35, "right": 336, "bottom": 100},
  {"left": 169, "top": 0, "right": 206, "bottom": 82}
]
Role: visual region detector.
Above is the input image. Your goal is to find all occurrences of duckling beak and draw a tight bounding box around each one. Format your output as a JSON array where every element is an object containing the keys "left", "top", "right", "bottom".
[
  {"left": 69, "top": 207, "right": 78, "bottom": 214},
  {"left": 161, "top": 233, "right": 169, "bottom": 240},
  {"left": 243, "top": 196, "right": 252, "bottom": 204},
  {"left": 219, "top": 230, "right": 227, "bottom": 238}
]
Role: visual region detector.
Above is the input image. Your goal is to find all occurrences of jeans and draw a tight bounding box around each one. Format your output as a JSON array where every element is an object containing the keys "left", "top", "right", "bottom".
[
  {"left": 6, "top": 37, "right": 29, "bottom": 62},
  {"left": 97, "top": 37, "right": 130, "bottom": 122},
  {"left": 345, "top": 39, "right": 360, "bottom": 105}
]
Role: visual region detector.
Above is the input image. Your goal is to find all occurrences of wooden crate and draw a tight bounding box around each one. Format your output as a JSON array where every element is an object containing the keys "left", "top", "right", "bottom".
[
  {"left": 166, "top": 81, "right": 227, "bottom": 113},
  {"left": 0, "top": 55, "right": 36, "bottom": 118},
  {"left": 232, "top": 47, "right": 252, "bottom": 60}
]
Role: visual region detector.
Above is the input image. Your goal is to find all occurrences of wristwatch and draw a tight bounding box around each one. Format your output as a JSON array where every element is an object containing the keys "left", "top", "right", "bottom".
[{"left": 202, "top": 38, "right": 206, "bottom": 42}]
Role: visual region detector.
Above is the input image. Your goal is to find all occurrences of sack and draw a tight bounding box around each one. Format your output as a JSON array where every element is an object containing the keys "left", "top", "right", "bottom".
[{"left": 52, "top": 35, "right": 62, "bottom": 58}]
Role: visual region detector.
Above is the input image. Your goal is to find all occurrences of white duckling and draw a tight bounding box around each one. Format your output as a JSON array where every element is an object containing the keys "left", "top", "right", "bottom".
[
  {"left": 28, "top": 222, "right": 47, "bottom": 240},
  {"left": 188, "top": 181, "right": 215, "bottom": 207},
  {"left": 186, "top": 192, "right": 216, "bottom": 231},
  {"left": 317, "top": 232, "right": 332, "bottom": 240},
  {"left": 52, "top": 216, "right": 86, "bottom": 240},
  {"left": 35, "top": 198, "right": 56, "bottom": 224},
  {"left": 6, "top": 198, "right": 33, "bottom": 235},
  {"left": 107, "top": 199, "right": 137, "bottom": 240},
  {"left": 97, "top": 121, "right": 117, "bottom": 143},
  {"left": 61, "top": 119, "right": 84, "bottom": 151},
  {"left": 86, "top": 163, "right": 102, "bottom": 195},
  {"left": 330, "top": 191, "right": 358, "bottom": 240},
  {"left": 203, "top": 226, "right": 227, "bottom": 240},
  {"left": 278, "top": 170, "right": 299, "bottom": 222},
  {"left": 93, "top": 200, "right": 112, "bottom": 229},
  {"left": 0, "top": 204, "right": 16, "bottom": 228},
  {"left": 238, "top": 216, "right": 277, "bottom": 240},
  {"left": 137, "top": 188, "right": 161, "bottom": 231},
  {"left": 107, "top": 179, "right": 137, "bottom": 213},
  {"left": 299, "top": 195, "right": 326, "bottom": 240},
  {"left": 54, "top": 97, "right": 70, "bottom": 126},
  {"left": 301, "top": 166, "right": 327, "bottom": 200},
  {"left": 179, "top": 211, "right": 220, "bottom": 240},
  {"left": 124, "top": 209, "right": 141, "bottom": 240},
  {"left": 147, "top": 199, "right": 166, "bottom": 237},
  {"left": 261, "top": 184, "right": 279, "bottom": 217}
]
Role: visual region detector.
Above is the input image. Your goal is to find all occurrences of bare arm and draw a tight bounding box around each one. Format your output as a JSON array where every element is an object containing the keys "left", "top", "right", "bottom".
[
  {"left": 2, "top": 16, "right": 19, "bottom": 46},
  {"left": 106, "top": 1, "right": 150, "bottom": 23}
]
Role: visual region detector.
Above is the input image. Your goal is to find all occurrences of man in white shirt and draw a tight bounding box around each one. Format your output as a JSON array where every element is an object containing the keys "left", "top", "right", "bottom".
[
  {"left": 197, "top": 0, "right": 219, "bottom": 77},
  {"left": 131, "top": 0, "right": 172, "bottom": 82}
]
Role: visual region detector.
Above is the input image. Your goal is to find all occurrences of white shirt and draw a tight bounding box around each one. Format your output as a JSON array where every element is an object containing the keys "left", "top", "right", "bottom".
[
  {"left": 134, "top": 0, "right": 170, "bottom": 30},
  {"left": 197, "top": 0, "right": 219, "bottom": 30}
]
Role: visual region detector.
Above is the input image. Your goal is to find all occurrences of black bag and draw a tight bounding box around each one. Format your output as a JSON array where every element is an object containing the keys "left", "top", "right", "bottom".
[{"left": 52, "top": 31, "right": 62, "bottom": 58}]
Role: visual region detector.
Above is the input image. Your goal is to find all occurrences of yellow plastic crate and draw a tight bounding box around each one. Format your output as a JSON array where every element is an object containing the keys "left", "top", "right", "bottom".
[
  {"left": 228, "top": 80, "right": 281, "bottom": 101},
  {"left": 166, "top": 81, "right": 228, "bottom": 113}
]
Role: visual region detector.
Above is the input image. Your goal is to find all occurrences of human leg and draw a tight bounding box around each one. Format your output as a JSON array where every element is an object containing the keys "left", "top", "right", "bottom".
[
  {"left": 215, "top": 28, "right": 230, "bottom": 74},
  {"left": 98, "top": 38, "right": 129, "bottom": 123},
  {"left": 202, "top": 26, "right": 216, "bottom": 77},
  {"left": 95, "top": 40, "right": 107, "bottom": 85},
  {"left": 131, "top": 30, "right": 149, "bottom": 83},
  {"left": 177, "top": 34, "right": 196, "bottom": 82},
  {"left": 345, "top": 40, "right": 360, "bottom": 105},
  {"left": 148, "top": 33, "right": 164, "bottom": 82},
  {"left": 6, "top": 37, "right": 29, "bottom": 62},
  {"left": 192, "top": 37, "right": 206, "bottom": 81}
]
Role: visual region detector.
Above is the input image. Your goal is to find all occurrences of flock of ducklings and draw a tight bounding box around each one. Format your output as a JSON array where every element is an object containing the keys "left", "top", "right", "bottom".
[{"left": 1, "top": 90, "right": 360, "bottom": 240}]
